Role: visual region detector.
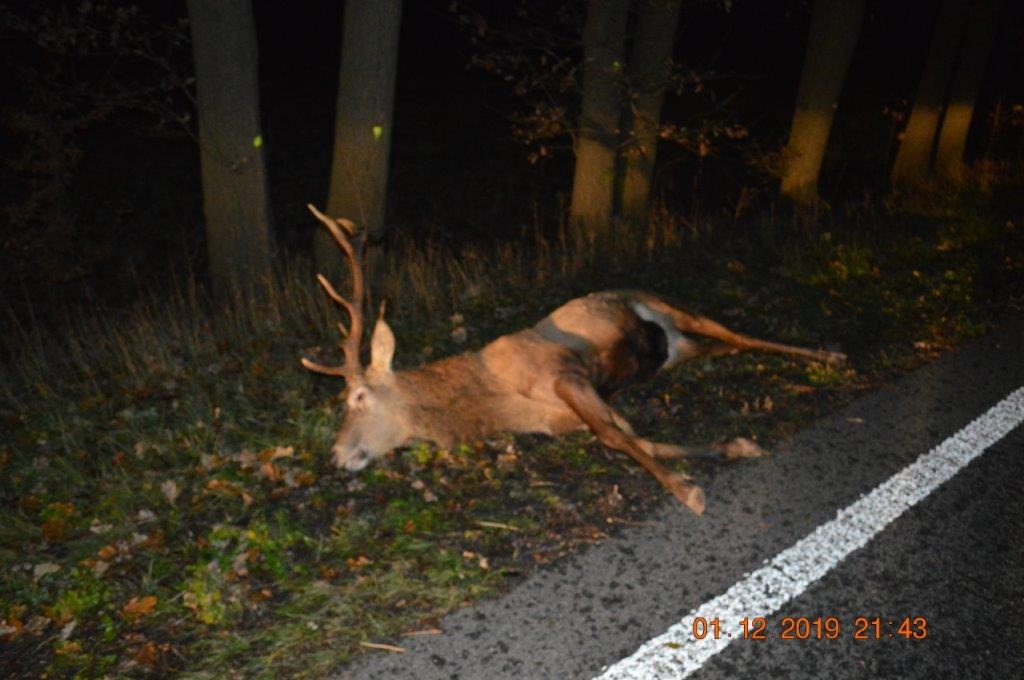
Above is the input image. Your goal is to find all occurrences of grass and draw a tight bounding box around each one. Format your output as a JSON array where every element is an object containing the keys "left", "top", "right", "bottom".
[{"left": 1, "top": 173, "right": 1023, "bottom": 677}]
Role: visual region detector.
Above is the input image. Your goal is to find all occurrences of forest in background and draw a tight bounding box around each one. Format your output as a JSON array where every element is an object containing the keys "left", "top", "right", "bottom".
[{"left": 1, "top": 0, "right": 1021, "bottom": 309}]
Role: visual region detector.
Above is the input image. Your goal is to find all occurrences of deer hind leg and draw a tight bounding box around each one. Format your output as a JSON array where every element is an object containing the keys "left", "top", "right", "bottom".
[
  {"left": 635, "top": 293, "right": 846, "bottom": 364},
  {"left": 553, "top": 374, "right": 705, "bottom": 516},
  {"left": 609, "top": 408, "right": 765, "bottom": 461}
]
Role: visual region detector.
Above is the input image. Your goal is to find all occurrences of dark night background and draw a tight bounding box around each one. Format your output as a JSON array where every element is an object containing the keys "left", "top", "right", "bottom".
[
  {"left": 2, "top": 0, "right": 1022, "bottom": 310},
  {"left": 2, "top": 1, "right": 1024, "bottom": 677}
]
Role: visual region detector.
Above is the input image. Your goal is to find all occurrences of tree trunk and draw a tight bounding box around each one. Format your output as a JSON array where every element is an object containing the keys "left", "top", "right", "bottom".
[
  {"left": 187, "top": 0, "right": 274, "bottom": 296},
  {"left": 620, "top": 0, "right": 682, "bottom": 223},
  {"left": 935, "top": 0, "right": 1002, "bottom": 178},
  {"left": 317, "top": 0, "right": 402, "bottom": 275},
  {"left": 569, "top": 0, "right": 631, "bottom": 239},
  {"left": 890, "top": 0, "right": 971, "bottom": 185},
  {"left": 779, "top": 0, "right": 866, "bottom": 206}
]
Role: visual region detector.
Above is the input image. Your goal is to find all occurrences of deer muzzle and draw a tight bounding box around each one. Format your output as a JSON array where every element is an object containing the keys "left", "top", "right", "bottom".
[{"left": 333, "top": 442, "right": 371, "bottom": 471}]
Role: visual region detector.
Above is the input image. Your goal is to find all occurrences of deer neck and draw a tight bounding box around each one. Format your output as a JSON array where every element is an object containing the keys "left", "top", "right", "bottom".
[{"left": 394, "top": 351, "right": 505, "bottom": 448}]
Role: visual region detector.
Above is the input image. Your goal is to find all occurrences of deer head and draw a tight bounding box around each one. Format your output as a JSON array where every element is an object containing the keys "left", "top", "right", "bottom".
[{"left": 302, "top": 205, "right": 411, "bottom": 471}]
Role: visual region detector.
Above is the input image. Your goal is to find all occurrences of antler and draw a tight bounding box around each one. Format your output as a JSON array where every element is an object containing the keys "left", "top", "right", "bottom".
[{"left": 302, "top": 204, "right": 366, "bottom": 380}]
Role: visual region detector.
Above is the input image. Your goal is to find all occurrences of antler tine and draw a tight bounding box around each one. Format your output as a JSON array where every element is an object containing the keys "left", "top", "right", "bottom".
[
  {"left": 316, "top": 274, "right": 358, "bottom": 321},
  {"left": 300, "top": 357, "right": 349, "bottom": 377},
  {"left": 306, "top": 203, "right": 367, "bottom": 379}
]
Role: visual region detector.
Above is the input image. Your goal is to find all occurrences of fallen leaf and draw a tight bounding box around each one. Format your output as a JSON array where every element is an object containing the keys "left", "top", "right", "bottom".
[
  {"left": 41, "top": 520, "right": 67, "bottom": 541},
  {"left": 0, "top": 619, "right": 23, "bottom": 639},
  {"left": 270, "top": 446, "right": 294, "bottom": 460},
  {"left": 161, "top": 479, "right": 180, "bottom": 505},
  {"left": 54, "top": 640, "right": 81, "bottom": 656},
  {"left": 18, "top": 495, "right": 41, "bottom": 513},
  {"left": 46, "top": 501, "right": 75, "bottom": 517},
  {"left": 232, "top": 551, "right": 250, "bottom": 577},
  {"left": 33, "top": 562, "right": 61, "bottom": 580},
  {"left": 290, "top": 470, "right": 316, "bottom": 487},
  {"left": 410, "top": 479, "right": 438, "bottom": 502},
  {"left": 121, "top": 596, "right": 158, "bottom": 623},
  {"left": 720, "top": 437, "right": 766, "bottom": 459},
  {"left": 207, "top": 479, "right": 241, "bottom": 495},
  {"left": 24, "top": 615, "right": 49, "bottom": 635},
  {"left": 133, "top": 641, "right": 160, "bottom": 666},
  {"left": 234, "top": 449, "right": 258, "bottom": 469},
  {"left": 259, "top": 461, "right": 281, "bottom": 482}
]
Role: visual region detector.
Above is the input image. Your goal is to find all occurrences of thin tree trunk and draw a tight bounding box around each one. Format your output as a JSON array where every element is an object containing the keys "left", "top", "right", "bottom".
[
  {"left": 317, "top": 0, "right": 402, "bottom": 274},
  {"left": 620, "top": 0, "right": 682, "bottom": 223},
  {"left": 569, "top": 0, "right": 630, "bottom": 239},
  {"left": 935, "top": 0, "right": 1001, "bottom": 178},
  {"left": 187, "top": 0, "right": 275, "bottom": 296},
  {"left": 890, "top": 0, "right": 971, "bottom": 185},
  {"left": 779, "top": 0, "right": 866, "bottom": 206}
]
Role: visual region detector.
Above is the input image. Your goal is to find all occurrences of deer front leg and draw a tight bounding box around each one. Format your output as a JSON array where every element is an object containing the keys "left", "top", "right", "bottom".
[
  {"left": 608, "top": 408, "right": 765, "bottom": 461},
  {"left": 553, "top": 374, "right": 706, "bottom": 516},
  {"left": 608, "top": 409, "right": 697, "bottom": 463}
]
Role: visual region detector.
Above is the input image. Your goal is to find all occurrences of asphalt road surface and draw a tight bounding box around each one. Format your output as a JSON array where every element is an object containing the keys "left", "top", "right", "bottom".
[{"left": 339, "top": 316, "right": 1024, "bottom": 680}]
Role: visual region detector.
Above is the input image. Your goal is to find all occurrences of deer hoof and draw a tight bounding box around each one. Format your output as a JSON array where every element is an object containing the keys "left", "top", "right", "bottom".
[
  {"left": 684, "top": 483, "right": 706, "bottom": 516},
  {"left": 668, "top": 477, "right": 705, "bottom": 516},
  {"left": 721, "top": 437, "right": 766, "bottom": 460}
]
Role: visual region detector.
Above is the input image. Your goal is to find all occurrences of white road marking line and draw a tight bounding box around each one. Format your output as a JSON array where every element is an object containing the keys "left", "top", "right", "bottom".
[{"left": 595, "top": 386, "right": 1024, "bottom": 679}]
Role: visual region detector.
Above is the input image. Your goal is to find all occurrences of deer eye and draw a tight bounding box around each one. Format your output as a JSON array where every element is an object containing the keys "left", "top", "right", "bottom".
[{"left": 349, "top": 388, "right": 368, "bottom": 410}]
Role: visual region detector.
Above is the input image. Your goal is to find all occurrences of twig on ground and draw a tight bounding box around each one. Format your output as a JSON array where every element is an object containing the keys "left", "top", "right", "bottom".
[
  {"left": 359, "top": 641, "right": 406, "bottom": 653},
  {"left": 475, "top": 520, "right": 521, "bottom": 532},
  {"left": 401, "top": 628, "right": 442, "bottom": 637}
]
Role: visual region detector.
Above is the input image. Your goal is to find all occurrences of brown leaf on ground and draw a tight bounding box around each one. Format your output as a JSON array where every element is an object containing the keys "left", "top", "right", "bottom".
[
  {"left": 259, "top": 461, "right": 281, "bottom": 482},
  {"left": 0, "top": 618, "right": 23, "bottom": 639},
  {"left": 121, "top": 596, "right": 157, "bottom": 623},
  {"left": 266, "top": 446, "right": 294, "bottom": 461},
  {"left": 133, "top": 640, "right": 160, "bottom": 666},
  {"left": 41, "top": 519, "right": 68, "bottom": 541},
  {"left": 33, "top": 562, "right": 61, "bottom": 580},
  {"left": 346, "top": 555, "right": 373, "bottom": 570},
  {"left": 160, "top": 479, "right": 180, "bottom": 505},
  {"left": 207, "top": 479, "right": 243, "bottom": 495}
]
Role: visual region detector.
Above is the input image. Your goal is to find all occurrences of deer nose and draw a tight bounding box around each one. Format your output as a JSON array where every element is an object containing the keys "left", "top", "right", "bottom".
[{"left": 336, "top": 446, "right": 370, "bottom": 472}]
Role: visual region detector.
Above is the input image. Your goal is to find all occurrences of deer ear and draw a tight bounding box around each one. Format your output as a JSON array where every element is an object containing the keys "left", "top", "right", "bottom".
[{"left": 369, "top": 305, "right": 395, "bottom": 374}]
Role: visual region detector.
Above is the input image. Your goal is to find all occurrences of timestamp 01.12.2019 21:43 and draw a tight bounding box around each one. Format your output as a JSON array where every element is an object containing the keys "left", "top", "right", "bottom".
[{"left": 689, "top": 616, "right": 928, "bottom": 641}]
